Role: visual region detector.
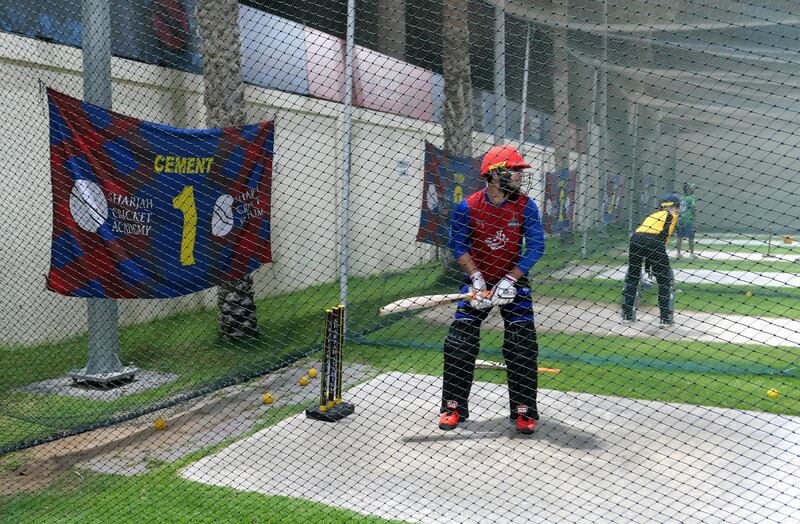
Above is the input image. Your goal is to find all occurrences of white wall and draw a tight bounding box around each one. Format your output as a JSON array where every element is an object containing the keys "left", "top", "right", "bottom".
[
  {"left": 0, "top": 32, "right": 573, "bottom": 345},
  {"left": 676, "top": 125, "right": 800, "bottom": 233}
]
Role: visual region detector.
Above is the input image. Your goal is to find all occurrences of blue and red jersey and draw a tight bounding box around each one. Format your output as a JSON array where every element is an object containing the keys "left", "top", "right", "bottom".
[{"left": 449, "top": 190, "right": 545, "bottom": 284}]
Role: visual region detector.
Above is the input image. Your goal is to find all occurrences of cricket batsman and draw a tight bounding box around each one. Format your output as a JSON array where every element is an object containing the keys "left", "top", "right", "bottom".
[
  {"left": 621, "top": 193, "right": 680, "bottom": 325},
  {"left": 439, "top": 144, "right": 545, "bottom": 434}
]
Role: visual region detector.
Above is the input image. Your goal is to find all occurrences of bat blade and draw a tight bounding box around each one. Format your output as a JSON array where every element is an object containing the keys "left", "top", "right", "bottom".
[
  {"left": 475, "top": 359, "right": 560, "bottom": 374},
  {"left": 378, "top": 293, "right": 473, "bottom": 316},
  {"left": 537, "top": 367, "right": 561, "bottom": 374}
]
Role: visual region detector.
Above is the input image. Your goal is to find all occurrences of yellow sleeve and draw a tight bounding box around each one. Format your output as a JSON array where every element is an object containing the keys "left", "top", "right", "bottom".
[{"left": 636, "top": 211, "right": 667, "bottom": 234}]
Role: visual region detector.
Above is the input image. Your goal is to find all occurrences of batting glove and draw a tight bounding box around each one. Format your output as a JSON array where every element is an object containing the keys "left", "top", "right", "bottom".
[
  {"left": 470, "top": 271, "right": 487, "bottom": 293},
  {"left": 468, "top": 271, "right": 492, "bottom": 309},
  {"left": 491, "top": 275, "right": 518, "bottom": 306},
  {"left": 470, "top": 290, "right": 493, "bottom": 310}
]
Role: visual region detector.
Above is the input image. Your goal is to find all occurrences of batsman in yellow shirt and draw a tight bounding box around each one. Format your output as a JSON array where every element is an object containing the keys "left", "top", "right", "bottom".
[{"left": 621, "top": 194, "right": 679, "bottom": 325}]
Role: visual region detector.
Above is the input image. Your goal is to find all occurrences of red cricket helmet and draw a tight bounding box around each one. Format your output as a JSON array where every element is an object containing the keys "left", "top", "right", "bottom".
[{"left": 480, "top": 145, "right": 531, "bottom": 177}]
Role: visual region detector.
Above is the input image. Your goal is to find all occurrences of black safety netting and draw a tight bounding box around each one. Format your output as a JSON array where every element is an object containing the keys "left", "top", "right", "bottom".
[{"left": 0, "top": 0, "right": 798, "bottom": 522}]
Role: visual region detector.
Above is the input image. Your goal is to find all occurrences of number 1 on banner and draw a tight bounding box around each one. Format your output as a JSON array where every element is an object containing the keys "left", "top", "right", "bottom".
[
  {"left": 172, "top": 185, "right": 197, "bottom": 266},
  {"left": 453, "top": 185, "right": 463, "bottom": 203}
]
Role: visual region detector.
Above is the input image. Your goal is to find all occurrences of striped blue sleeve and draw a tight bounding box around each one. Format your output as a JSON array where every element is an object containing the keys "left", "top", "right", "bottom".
[
  {"left": 449, "top": 199, "right": 472, "bottom": 259},
  {"left": 517, "top": 199, "right": 545, "bottom": 274}
]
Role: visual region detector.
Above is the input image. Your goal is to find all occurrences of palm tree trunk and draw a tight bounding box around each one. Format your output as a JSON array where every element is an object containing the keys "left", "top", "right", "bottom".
[
  {"left": 442, "top": 0, "right": 473, "bottom": 159},
  {"left": 441, "top": 0, "right": 473, "bottom": 279},
  {"left": 376, "top": 0, "right": 406, "bottom": 60},
  {"left": 197, "top": 0, "right": 259, "bottom": 340}
]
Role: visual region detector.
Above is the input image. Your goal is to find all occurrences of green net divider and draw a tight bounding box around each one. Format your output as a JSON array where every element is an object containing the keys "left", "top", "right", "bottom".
[{"left": 349, "top": 333, "right": 800, "bottom": 379}]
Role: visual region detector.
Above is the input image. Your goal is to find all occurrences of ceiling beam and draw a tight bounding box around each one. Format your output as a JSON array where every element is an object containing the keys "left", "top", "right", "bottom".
[
  {"left": 625, "top": 92, "right": 800, "bottom": 129},
  {"left": 570, "top": 48, "right": 800, "bottom": 103},
  {"left": 489, "top": 1, "right": 800, "bottom": 35}
]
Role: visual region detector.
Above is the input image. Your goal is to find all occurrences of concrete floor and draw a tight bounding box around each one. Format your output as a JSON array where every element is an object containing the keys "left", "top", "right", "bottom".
[
  {"left": 79, "top": 363, "right": 375, "bottom": 476},
  {"left": 667, "top": 248, "right": 800, "bottom": 262},
  {"left": 16, "top": 370, "right": 178, "bottom": 401},
  {"left": 554, "top": 264, "right": 800, "bottom": 289},
  {"left": 417, "top": 296, "right": 800, "bottom": 349},
  {"left": 694, "top": 239, "right": 799, "bottom": 247},
  {"left": 180, "top": 373, "right": 800, "bottom": 524}
]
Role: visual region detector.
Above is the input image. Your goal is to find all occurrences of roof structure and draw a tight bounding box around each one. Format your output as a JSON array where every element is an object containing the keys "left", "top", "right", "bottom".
[{"left": 498, "top": 0, "right": 800, "bottom": 129}]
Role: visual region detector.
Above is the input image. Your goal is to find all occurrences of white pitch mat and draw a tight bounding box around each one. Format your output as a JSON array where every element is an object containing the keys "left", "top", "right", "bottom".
[
  {"left": 417, "top": 297, "right": 800, "bottom": 348},
  {"left": 180, "top": 373, "right": 800, "bottom": 524},
  {"left": 695, "top": 238, "right": 799, "bottom": 247},
  {"left": 668, "top": 249, "right": 800, "bottom": 262},
  {"left": 554, "top": 264, "right": 800, "bottom": 288}
]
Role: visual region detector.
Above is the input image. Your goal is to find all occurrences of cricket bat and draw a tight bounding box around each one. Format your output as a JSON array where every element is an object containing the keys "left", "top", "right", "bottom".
[
  {"left": 378, "top": 292, "right": 482, "bottom": 316},
  {"left": 475, "top": 359, "right": 560, "bottom": 374}
]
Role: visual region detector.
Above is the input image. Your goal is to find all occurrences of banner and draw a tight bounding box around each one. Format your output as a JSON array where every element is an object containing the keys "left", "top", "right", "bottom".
[
  {"left": 46, "top": 89, "right": 273, "bottom": 298},
  {"left": 543, "top": 169, "right": 576, "bottom": 234},
  {"left": 416, "top": 142, "right": 482, "bottom": 246},
  {"left": 603, "top": 173, "right": 625, "bottom": 225}
]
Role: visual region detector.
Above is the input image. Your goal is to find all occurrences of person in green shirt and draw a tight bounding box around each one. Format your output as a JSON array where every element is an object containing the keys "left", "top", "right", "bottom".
[{"left": 676, "top": 183, "right": 697, "bottom": 259}]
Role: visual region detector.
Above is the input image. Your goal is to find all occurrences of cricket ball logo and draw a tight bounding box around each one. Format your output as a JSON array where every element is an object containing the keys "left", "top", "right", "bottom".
[{"left": 486, "top": 230, "right": 509, "bottom": 251}]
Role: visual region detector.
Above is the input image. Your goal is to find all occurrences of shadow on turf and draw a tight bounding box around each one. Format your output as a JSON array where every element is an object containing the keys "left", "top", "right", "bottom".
[{"left": 401, "top": 417, "right": 602, "bottom": 450}]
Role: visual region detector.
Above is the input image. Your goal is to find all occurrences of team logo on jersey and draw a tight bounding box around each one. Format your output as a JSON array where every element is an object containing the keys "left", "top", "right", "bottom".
[{"left": 485, "top": 230, "right": 509, "bottom": 250}]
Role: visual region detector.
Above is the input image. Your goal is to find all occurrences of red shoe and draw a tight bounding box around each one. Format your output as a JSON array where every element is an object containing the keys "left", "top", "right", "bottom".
[
  {"left": 514, "top": 405, "right": 537, "bottom": 434},
  {"left": 439, "top": 400, "right": 461, "bottom": 430},
  {"left": 515, "top": 415, "right": 537, "bottom": 434}
]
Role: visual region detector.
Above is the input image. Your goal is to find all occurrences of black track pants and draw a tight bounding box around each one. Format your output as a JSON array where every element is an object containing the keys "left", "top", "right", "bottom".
[
  {"left": 442, "top": 318, "right": 539, "bottom": 420},
  {"left": 441, "top": 319, "right": 481, "bottom": 419},
  {"left": 503, "top": 321, "right": 539, "bottom": 420}
]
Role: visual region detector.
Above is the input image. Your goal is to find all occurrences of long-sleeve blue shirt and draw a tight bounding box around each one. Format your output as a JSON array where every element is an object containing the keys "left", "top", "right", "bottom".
[{"left": 449, "top": 190, "right": 545, "bottom": 283}]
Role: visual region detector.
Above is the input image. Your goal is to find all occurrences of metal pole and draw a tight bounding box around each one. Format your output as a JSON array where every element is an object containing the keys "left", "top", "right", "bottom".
[
  {"left": 582, "top": 228, "right": 588, "bottom": 258},
  {"left": 72, "top": 0, "right": 136, "bottom": 385},
  {"left": 494, "top": 0, "right": 506, "bottom": 139},
  {"left": 767, "top": 225, "right": 773, "bottom": 257},
  {"left": 656, "top": 113, "right": 666, "bottom": 193},
  {"left": 519, "top": 24, "right": 531, "bottom": 143},
  {"left": 591, "top": 67, "right": 600, "bottom": 228},
  {"left": 628, "top": 102, "right": 637, "bottom": 233},
  {"left": 599, "top": 0, "right": 608, "bottom": 233},
  {"left": 340, "top": 0, "right": 355, "bottom": 316},
  {"left": 671, "top": 132, "right": 678, "bottom": 191}
]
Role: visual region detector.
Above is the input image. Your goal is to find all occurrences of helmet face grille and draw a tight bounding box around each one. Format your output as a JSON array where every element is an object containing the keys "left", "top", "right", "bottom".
[
  {"left": 659, "top": 193, "right": 680, "bottom": 208},
  {"left": 485, "top": 166, "right": 531, "bottom": 197}
]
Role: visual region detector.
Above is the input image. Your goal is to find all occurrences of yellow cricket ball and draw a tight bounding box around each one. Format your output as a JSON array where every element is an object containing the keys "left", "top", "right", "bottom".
[
  {"left": 745, "top": 291, "right": 753, "bottom": 297},
  {"left": 767, "top": 389, "right": 779, "bottom": 399},
  {"left": 262, "top": 393, "right": 274, "bottom": 404},
  {"left": 298, "top": 375, "right": 309, "bottom": 386},
  {"left": 154, "top": 418, "right": 167, "bottom": 430},
  {"left": 308, "top": 367, "right": 318, "bottom": 379}
]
